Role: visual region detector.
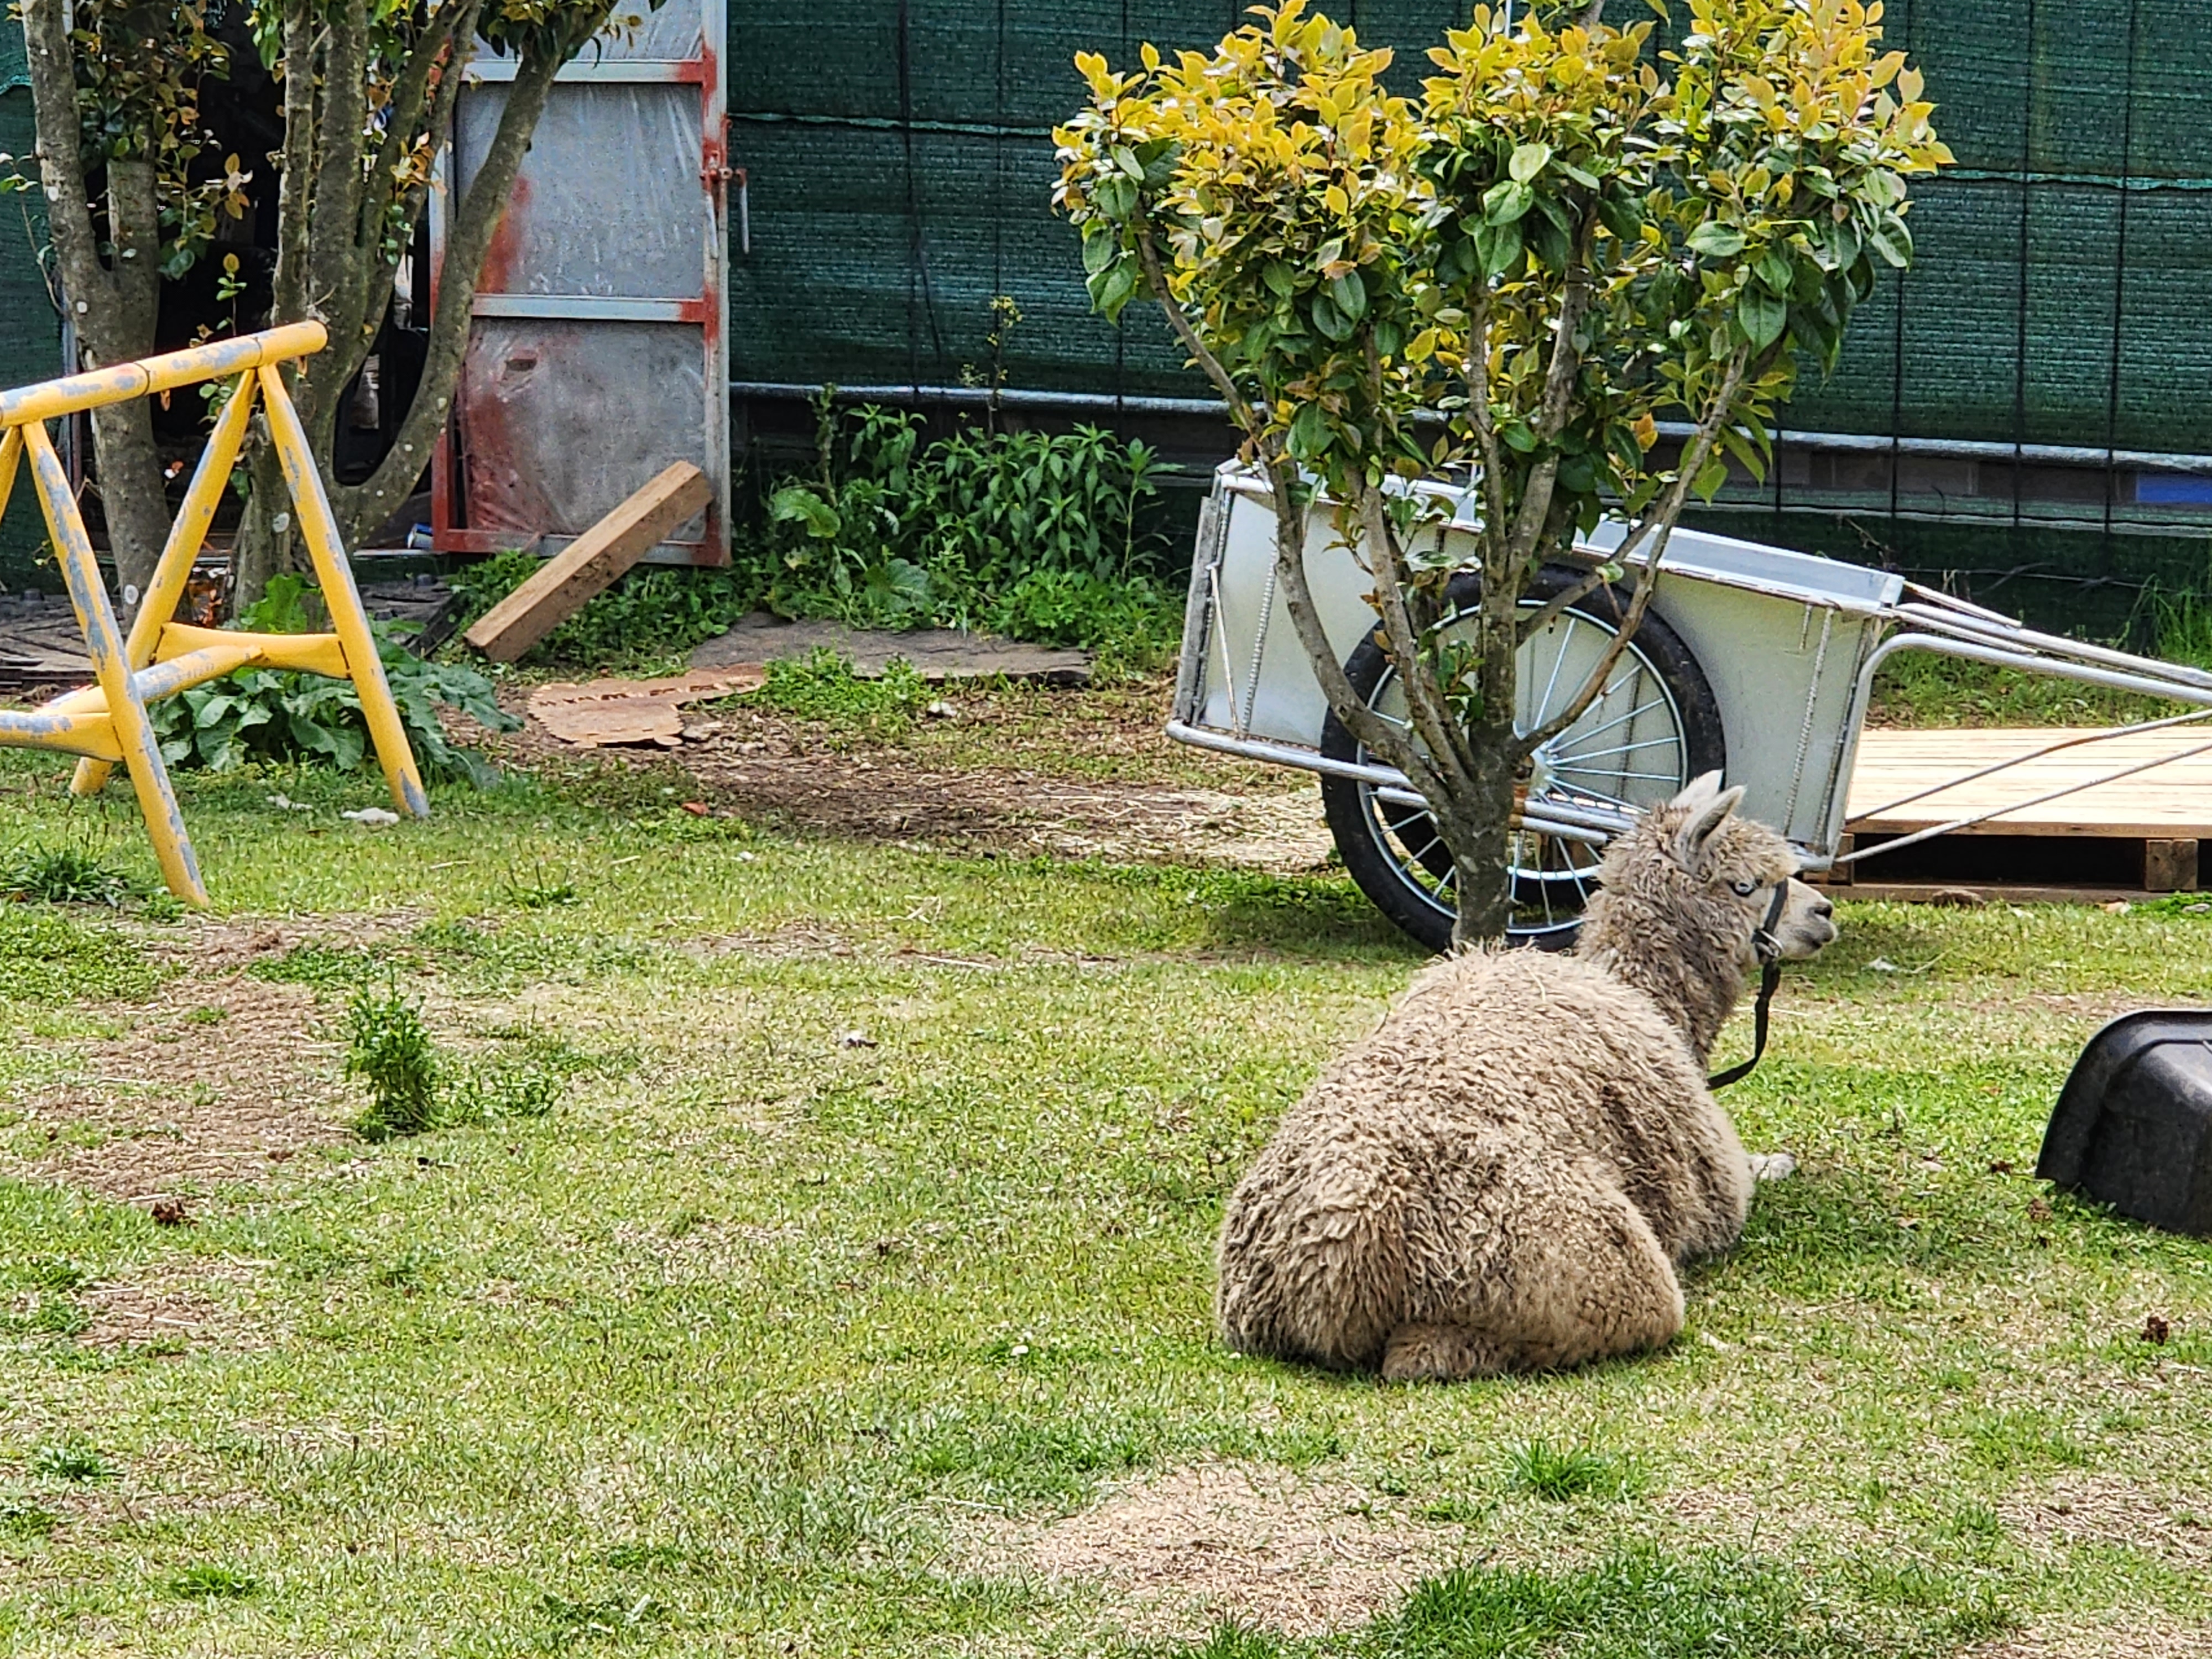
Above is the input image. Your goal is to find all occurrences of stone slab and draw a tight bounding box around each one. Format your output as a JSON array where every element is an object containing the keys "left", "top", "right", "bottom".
[{"left": 690, "top": 613, "right": 1090, "bottom": 686}]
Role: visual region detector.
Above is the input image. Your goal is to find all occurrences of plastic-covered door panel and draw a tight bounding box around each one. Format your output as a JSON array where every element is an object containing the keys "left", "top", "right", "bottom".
[{"left": 433, "top": 0, "right": 728, "bottom": 564}]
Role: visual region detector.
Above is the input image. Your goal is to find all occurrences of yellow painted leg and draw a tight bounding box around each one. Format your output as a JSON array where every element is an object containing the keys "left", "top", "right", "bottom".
[
  {"left": 72, "top": 369, "right": 259, "bottom": 797},
  {"left": 0, "top": 426, "right": 20, "bottom": 521},
  {"left": 23, "top": 420, "right": 207, "bottom": 905},
  {"left": 257, "top": 364, "right": 429, "bottom": 818}
]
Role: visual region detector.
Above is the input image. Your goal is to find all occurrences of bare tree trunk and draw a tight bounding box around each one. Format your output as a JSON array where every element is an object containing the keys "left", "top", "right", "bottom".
[{"left": 22, "top": 2, "right": 170, "bottom": 613}]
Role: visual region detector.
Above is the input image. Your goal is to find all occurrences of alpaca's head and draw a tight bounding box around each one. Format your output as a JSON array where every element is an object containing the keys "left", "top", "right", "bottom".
[{"left": 1590, "top": 773, "right": 1838, "bottom": 969}]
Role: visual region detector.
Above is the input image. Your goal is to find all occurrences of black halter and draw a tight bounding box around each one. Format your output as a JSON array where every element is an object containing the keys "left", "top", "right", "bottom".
[{"left": 1707, "top": 881, "right": 1791, "bottom": 1091}]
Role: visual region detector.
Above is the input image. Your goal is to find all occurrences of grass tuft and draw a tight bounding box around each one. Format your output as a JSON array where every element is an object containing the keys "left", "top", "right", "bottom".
[
  {"left": 0, "top": 842, "right": 138, "bottom": 905},
  {"left": 166, "top": 1564, "right": 258, "bottom": 1600},
  {"left": 1506, "top": 1438, "right": 1639, "bottom": 1502},
  {"left": 32, "top": 1441, "right": 116, "bottom": 1483}
]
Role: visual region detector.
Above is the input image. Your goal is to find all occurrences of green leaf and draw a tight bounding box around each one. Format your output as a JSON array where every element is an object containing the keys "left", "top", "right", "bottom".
[
  {"left": 1287, "top": 401, "right": 1332, "bottom": 458},
  {"left": 770, "top": 486, "right": 842, "bottom": 541},
  {"left": 1755, "top": 249, "right": 1793, "bottom": 294},
  {"left": 1686, "top": 220, "right": 1746, "bottom": 259},
  {"left": 1263, "top": 260, "right": 1296, "bottom": 299},
  {"left": 1110, "top": 144, "right": 1145, "bottom": 180},
  {"left": 1327, "top": 269, "right": 1367, "bottom": 322},
  {"left": 1092, "top": 259, "right": 1140, "bottom": 320},
  {"left": 1508, "top": 142, "right": 1551, "bottom": 185},
  {"left": 1081, "top": 229, "right": 1118, "bottom": 276},
  {"left": 1693, "top": 456, "right": 1731, "bottom": 501},
  {"left": 1310, "top": 293, "right": 1354, "bottom": 342},
  {"left": 1474, "top": 217, "right": 1522, "bottom": 278},
  {"left": 1481, "top": 179, "right": 1533, "bottom": 225},
  {"left": 1869, "top": 213, "right": 1914, "bottom": 268},
  {"left": 1738, "top": 286, "right": 1786, "bottom": 350}
]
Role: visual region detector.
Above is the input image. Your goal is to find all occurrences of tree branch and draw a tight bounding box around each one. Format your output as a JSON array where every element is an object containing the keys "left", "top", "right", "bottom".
[
  {"left": 333, "top": 35, "right": 563, "bottom": 541},
  {"left": 1126, "top": 218, "right": 1433, "bottom": 784},
  {"left": 1518, "top": 349, "right": 1752, "bottom": 752}
]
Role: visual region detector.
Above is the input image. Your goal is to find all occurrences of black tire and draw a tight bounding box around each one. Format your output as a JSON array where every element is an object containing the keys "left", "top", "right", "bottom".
[{"left": 1319, "top": 565, "right": 1726, "bottom": 953}]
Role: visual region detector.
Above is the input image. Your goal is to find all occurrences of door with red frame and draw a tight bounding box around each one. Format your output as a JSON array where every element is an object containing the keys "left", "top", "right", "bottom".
[{"left": 433, "top": 0, "right": 729, "bottom": 564}]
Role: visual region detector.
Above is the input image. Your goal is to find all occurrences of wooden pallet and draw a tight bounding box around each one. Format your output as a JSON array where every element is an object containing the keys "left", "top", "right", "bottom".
[{"left": 1832, "top": 726, "right": 2212, "bottom": 898}]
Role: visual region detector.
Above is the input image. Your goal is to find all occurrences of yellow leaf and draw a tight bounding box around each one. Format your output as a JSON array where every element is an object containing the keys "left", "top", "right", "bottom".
[{"left": 1632, "top": 412, "right": 1658, "bottom": 450}]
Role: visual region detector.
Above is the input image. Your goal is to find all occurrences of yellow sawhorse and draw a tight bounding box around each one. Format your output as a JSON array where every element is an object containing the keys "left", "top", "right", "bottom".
[{"left": 0, "top": 322, "right": 427, "bottom": 905}]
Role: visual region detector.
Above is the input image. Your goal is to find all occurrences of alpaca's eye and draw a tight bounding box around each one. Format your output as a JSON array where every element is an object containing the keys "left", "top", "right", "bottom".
[{"left": 1731, "top": 879, "right": 1759, "bottom": 897}]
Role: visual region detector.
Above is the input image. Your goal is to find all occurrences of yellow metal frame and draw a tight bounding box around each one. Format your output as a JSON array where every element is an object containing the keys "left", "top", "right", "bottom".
[{"left": 0, "top": 322, "right": 428, "bottom": 905}]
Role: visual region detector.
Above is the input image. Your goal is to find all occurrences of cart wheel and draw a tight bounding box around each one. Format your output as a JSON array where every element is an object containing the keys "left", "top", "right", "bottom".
[{"left": 1319, "top": 565, "right": 1726, "bottom": 953}]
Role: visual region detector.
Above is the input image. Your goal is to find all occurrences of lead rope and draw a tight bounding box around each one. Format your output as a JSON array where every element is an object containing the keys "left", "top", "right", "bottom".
[{"left": 1708, "top": 883, "right": 1791, "bottom": 1090}]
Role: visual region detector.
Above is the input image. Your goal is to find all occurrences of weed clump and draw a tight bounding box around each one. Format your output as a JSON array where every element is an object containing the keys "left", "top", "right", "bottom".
[
  {"left": 0, "top": 843, "right": 138, "bottom": 906},
  {"left": 758, "top": 649, "right": 931, "bottom": 731},
  {"left": 343, "top": 987, "right": 571, "bottom": 1140},
  {"left": 344, "top": 988, "right": 441, "bottom": 1140}
]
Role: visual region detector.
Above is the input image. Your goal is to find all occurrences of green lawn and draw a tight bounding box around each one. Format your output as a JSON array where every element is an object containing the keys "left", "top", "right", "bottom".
[{"left": 2, "top": 743, "right": 2210, "bottom": 1656}]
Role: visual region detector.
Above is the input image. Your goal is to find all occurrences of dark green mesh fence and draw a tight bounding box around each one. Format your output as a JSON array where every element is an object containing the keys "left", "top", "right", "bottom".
[
  {"left": 0, "top": 28, "right": 60, "bottom": 582},
  {"left": 4, "top": 4, "right": 2209, "bottom": 623},
  {"left": 726, "top": 0, "right": 2212, "bottom": 634}
]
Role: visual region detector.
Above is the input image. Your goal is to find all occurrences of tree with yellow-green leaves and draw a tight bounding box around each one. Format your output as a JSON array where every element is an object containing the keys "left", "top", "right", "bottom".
[{"left": 1055, "top": 0, "right": 1950, "bottom": 945}]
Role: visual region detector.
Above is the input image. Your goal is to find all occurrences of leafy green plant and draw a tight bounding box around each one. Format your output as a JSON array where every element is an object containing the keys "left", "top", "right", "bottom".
[
  {"left": 344, "top": 987, "right": 440, "bottom": 1141},
  {"left": 447, "top": 552, "right": 755, "bottom": 669},
  {"left": 0, "top": 1499, "right": 60, "bottom": 1540},
  {"left": 148, "top": 577, "right": 517, "bottom": 785},
  {"left": 748, "top": 393, "right": 1175, "bottom": 649},
  {"left": 757, "top": 649, "right": 931, "bottom": 730},
  {"left": 0, "top": 843, "right": 137, "bottom": 906},
  {"left": 32, "top": 1441, "right": 116, "bottom": 1483}
]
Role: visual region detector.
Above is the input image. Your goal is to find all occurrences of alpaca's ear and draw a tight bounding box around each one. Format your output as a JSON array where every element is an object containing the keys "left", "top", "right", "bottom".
[
  {"left": 1670, "top": 771, "right": 1725, "bottom": 813},
  {"left": 1674, "top": 781, "right": 1746, "bottom": 871}
]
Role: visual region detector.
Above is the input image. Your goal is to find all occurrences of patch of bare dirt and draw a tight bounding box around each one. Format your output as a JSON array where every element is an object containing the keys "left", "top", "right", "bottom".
[
  {"left": 482, "top": 679, "right": 1336, "bottom": 872},
  {"left": 1998, "top": 1472, "right": 2212, "bottom": 1568},
  {"left": 76, "top": 1254, "right": 277, "bottom": 1353},
  {"left": 147, "top": 906, "right": 430, "bottom": 971},
  {"left": 1963, "top": 1621, "right": 2212, "bottom": 1658},
  {"left": 5, "top": 974, "right": 350, "bottom": 1205},
  {"left": 980, "top": 1461, "right": 1449, "bottom": 1641}
]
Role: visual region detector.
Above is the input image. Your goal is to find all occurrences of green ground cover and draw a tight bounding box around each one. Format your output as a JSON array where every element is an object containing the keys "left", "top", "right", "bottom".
[{"left": 0, "top": 717, "right": 2207, "bottom": 1656}]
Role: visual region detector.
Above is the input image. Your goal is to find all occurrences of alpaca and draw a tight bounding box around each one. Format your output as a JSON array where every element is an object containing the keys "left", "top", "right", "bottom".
[{"left": 1215, "top": 774, "right": 1836, "bottom": 1381}]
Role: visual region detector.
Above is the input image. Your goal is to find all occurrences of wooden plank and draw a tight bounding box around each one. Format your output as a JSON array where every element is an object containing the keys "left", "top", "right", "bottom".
[
  {"left": 2145, "top": 838, "right": 2199, "bottom": 893},
  {"left": 462, "top": 462, "right": 712, "bottom": 662},
  {"left": 1846, "top": 727, "right": 2212, "bottom": 839}
]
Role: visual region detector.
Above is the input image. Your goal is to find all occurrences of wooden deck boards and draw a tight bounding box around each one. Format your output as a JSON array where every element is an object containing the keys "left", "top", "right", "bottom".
[{"left": 1846, "top": 726, "right": 2212, "bottom": 838}]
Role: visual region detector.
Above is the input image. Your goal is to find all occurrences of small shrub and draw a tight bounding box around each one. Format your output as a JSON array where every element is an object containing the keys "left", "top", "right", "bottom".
[
  {"left": 1506, "top": 1438, "right": 1637, "bottom": 1502},
  {"left": 166, "top": 1564, "right": 258, "bottom": 1599},
  {"left": 344, "top": 988, "right": 440, "bottom": 1140},
  {"left": 0, "top": 843, "right": 138, "bottom": 906},
  {"left": 449, "top": 551, "right": 752, "bottom": 669}
]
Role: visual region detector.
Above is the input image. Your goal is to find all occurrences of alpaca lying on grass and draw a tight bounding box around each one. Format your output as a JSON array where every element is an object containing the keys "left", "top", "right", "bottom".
[{"left": 1217, "top": 774, "right": 1837, "bottom": 1381}]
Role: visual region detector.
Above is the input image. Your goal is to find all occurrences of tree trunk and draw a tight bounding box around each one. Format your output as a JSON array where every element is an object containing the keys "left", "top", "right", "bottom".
[
  {"left": 1438, "top": 714, "right": 1524, "bottom": 949},
  {"left": 22, "top": 6, "right": 170, "bottom": 617}
]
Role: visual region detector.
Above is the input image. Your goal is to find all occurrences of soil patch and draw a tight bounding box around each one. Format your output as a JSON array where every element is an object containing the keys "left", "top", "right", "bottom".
[
  {"left": 76, "top": 1254, "right": 276, "bottom": 1353},
  {"left": 1998, "top": 1471, "right": 2212, "bottom": 1568},
  {"left": 983, "top": 1460, "right": 1449, "bottom": 1641},
  {"left": 4, "top": 974, "right": 351, "bottom": 1206}
]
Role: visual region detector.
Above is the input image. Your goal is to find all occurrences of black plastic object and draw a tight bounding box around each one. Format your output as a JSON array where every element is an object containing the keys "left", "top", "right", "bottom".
[{"left": 2039, "top": 1010, "right": 2212, "bottom": 1235}]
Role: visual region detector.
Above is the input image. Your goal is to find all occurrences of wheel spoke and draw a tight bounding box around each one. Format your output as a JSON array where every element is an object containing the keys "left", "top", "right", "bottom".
[
  {"left": 1546, "top": 734, "right": 1683, "bottom": 763},
  {"left": 1554, "top": 766, "right": 1684, "bottom": 785},
  {"left": 1543, "top": 693, "right": 1667, "bottom": 752},
  {"left": 1528, "top": 614, "right": 1576, "bottom": 733}
]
